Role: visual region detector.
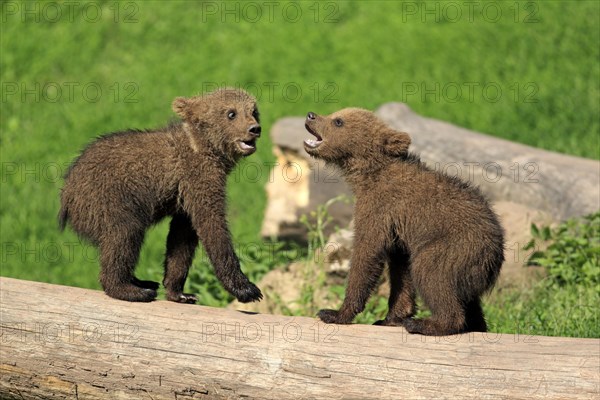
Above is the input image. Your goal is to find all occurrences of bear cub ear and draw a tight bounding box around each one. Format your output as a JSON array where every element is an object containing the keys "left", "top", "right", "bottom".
[
  {"left": 381, "top": 129, "right": 411, "bottom": 157},
  {"left": 172, "top": 97, "right": 190, "bottom": 119}
]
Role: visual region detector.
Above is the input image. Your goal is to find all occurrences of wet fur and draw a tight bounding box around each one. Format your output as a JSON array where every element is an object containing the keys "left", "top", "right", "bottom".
[
  {"left": 304, "top": 108, "right": 504, "bottom": 335},
  {"left": 59, "top": 88, "right": 263, "bottom": 304}
]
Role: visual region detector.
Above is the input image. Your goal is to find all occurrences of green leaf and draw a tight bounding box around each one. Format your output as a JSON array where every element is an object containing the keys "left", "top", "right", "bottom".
[
  {"left": 523, "top": 239, "right": 536, "bottom": 251},
  {"left": 531, "top": 223, "right": 540, "bottom": 238},
  {"left": 541, "top": 226, "right": 552, "bottom": 241}
]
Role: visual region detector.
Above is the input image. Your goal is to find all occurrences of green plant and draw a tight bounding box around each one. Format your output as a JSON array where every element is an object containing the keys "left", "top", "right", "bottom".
[
  {"left": 483, "top": 212, "right": 600, "bottom": 338},
  {"left": 525, "top": 212, "right": 599, "bottom": 290},
  {"left": 287, "top": 195, "right": 351, "bottom": 315},
  {"left": 353, "top": 293, "right": 388, "bottom": 324},
  {"left": 299, "top": 195, "right": 351, "bottom": 254}
]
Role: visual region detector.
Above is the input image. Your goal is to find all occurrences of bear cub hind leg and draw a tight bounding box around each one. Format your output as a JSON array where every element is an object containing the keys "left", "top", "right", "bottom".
[
  {"left": 465, "top": 299, "right": 487, "bottom": 332},
  {"left": 99, "top": 232, "right": 157, "bottom": 302},
  {"left": 402, "top": 292, "right": 467, "bottom": 336},
  {"left": 163, "top": 214, "right": 199, "bottom": 304}
]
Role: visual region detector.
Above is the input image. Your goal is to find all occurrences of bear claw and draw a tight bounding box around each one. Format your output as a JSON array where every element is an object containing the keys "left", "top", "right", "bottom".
[
  {"left": 233, "top": 283, "right": 263, "bottom": 303},
  {"left": 167, "top": 292, "right": 197, "bottom": 304}
]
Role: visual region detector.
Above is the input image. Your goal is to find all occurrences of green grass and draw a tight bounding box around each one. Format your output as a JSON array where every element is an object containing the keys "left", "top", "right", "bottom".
[
  {"left": 484, "top": 284, "right": 599, "bottom": 338},
  {"left": 1, "top": 1, "right": 598, "bottom": 336}
]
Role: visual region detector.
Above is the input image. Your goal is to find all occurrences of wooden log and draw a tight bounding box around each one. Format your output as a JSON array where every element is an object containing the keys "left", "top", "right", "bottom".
[{"left": 1, "top": 277, "right": 598, "bottom": 399}]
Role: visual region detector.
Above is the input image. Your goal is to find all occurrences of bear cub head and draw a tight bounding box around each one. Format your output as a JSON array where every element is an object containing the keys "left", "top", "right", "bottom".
[
  {"left": 304, "top": 108, "right": 411, "bottom": 166},
  {"left": 173, "top": 88, "right": 261, "bottom": 158}
]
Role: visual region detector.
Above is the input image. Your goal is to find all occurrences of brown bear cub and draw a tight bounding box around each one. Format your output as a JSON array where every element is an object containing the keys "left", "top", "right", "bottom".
[
  {"left": 59, "top": 88, "right": 263, "bottom": 304},
  {"left": 304, "top": 109, "right": 504, "bottom": 335}
]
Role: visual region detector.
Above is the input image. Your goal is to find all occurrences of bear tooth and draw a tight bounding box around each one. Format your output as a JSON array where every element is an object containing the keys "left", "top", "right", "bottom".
[{"left": 304, "top": 139, "right": 322, "bottom": 148}]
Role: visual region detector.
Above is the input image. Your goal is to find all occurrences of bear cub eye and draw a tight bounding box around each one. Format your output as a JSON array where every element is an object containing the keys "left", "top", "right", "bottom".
[
  {"left": 227, "top": 110, "right": 236, "bottom": 120},
  {"left": 334, "top": 118, "right": 344, "bottom": 127}
]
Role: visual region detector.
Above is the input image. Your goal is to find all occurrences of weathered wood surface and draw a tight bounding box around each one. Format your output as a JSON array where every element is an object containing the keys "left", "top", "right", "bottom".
[{"left": 1, "top": 277, "right": 598, "bottom": 399}]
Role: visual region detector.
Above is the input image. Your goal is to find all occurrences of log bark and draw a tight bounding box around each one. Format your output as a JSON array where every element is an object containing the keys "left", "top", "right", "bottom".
[{"left": 1, "top": 277, "right": 598, "bottom": 399}]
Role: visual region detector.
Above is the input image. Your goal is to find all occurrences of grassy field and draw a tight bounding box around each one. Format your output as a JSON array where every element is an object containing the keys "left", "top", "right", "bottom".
[{"left": 1, "top": 1, "right": 598, "bottom": 335}]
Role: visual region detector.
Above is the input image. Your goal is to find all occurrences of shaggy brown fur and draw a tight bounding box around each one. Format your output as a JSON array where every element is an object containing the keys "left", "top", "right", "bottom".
[
  {"left": 59, "top": 88, "right": 263, "bottom": 304},
  {"left": 303, "top": 109, "right": 504, "bottom": 335}
]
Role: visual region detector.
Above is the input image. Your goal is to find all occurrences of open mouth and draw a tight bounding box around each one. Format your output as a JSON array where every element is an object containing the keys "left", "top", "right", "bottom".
[
  {"left": 238, "top": 138, "right": 257, "bottom": 153},
  {"left": 304, "top": 123, "right": 323, "bottom": 149}
]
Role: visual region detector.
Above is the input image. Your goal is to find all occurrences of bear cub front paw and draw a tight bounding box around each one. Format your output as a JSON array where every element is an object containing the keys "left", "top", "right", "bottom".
[
  {"left": 317, "top": 309, "right": 352, "bottom": 324},
  {"left": 233, "top": 282, "right": 263, "bottom": 303},
  {"left": 167, "top": 292, "right": 198, "bottom": 304}
]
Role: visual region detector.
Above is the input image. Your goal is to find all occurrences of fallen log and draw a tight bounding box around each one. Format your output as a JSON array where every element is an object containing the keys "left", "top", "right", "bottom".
[{"left": 1, "top": 277, "right": 598, "bottom": 399}]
